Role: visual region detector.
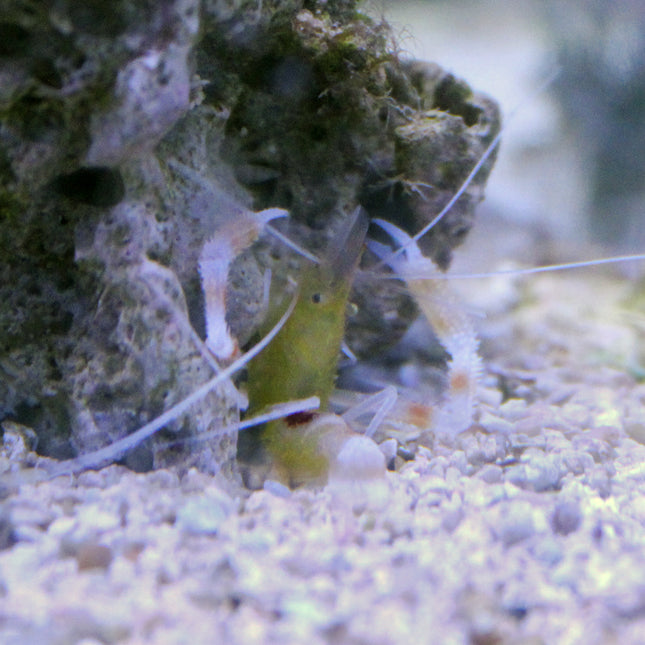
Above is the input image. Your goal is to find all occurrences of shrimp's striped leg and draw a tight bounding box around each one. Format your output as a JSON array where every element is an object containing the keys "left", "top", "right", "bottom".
[
  {"left": 199, "top": 207, "right": 287, "bottom": 360},
  {"left": 371, "top": 219, "right": 482, "bottom": 436}
]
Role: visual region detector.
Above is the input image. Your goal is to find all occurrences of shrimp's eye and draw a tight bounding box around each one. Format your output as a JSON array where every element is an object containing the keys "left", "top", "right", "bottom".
[{"left": 311, "top": 292, "right": 323, "bottom": 304}]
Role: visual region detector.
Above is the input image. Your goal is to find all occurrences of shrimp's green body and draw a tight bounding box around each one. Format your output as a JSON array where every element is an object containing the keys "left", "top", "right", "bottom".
[{"left": 247, "top": 209, "right": 368, "bottom": 485}]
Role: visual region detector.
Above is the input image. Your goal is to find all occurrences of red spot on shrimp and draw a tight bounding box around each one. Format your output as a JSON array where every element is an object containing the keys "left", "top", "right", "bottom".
[
  {"left": 450, "top": 369, "right": 471, "bottom": 393},
  {"left": 286, "top": 411, "right": 317, "bottom": 426},
  {"left": 402, "top": 401, "right": 435, "bottom": 428}
]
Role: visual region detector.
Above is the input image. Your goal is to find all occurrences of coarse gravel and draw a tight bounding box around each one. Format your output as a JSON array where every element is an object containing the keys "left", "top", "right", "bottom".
[{"left": 2, "top": 266, "right": 645, "bottom": 645}]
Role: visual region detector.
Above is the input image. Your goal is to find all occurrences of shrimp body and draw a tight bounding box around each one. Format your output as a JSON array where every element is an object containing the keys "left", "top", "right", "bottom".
[{"left": 246, "top": 210, "right": 370, "bottom": 485}]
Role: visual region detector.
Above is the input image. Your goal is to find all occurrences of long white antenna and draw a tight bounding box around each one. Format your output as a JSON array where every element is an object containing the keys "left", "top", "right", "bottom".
[
  {"left": 393, "top": 253, "right": 645, "bottom": 281},
  {"left": 157, "top": 396, "right": 320, "bottom": 449},
  {"left": 43, "top": 290, "right": 301, "bottom": 479}
]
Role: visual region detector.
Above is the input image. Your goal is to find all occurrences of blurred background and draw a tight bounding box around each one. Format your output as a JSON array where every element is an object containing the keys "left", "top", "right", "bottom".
[{"left": 369, "top": 0, "right": 645, "bottom": 268}]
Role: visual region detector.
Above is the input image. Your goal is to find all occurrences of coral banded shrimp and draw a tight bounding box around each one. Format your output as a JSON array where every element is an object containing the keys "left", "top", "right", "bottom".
[{"left": 7, "top": 91, "right": 645, "bottom": 491}]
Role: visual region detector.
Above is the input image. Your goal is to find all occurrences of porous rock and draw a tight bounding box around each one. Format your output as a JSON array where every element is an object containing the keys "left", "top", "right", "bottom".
[{"left": 0, "top": 0, "right": 499, "bottom": 480}]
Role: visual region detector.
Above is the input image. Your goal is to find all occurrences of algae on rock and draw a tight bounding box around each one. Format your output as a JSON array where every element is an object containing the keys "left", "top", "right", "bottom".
[{"left": 0, "top": 0, "right": 500, "bottom": 481}]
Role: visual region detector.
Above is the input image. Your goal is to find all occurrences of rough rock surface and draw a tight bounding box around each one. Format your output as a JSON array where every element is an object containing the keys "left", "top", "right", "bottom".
[{"left": 0, "top": 0, "right": 499, "bottom": 475}]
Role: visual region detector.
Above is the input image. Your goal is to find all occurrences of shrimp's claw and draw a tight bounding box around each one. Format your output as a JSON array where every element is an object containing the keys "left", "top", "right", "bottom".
[
  {"left": 256, "top": 207, "right": 289, "bottom": 227},
  {"left": 372, "top": 218, "right": 414, "bottom": 249},
  {"left": 371, "top": 219, "right": 434, "bottom": 276},
  {"left": 200, "top": 207, "right": 289, "bottom": 361}
]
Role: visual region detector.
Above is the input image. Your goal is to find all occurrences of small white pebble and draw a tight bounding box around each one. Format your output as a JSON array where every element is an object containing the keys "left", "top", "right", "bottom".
[
  {"left": 524, "top": 453, "right": 564, "bottom": 492},
  {"left": 495, "top": 501, "right": 538, "bottom": 547},
  {"left": 448, "top": 450, "right": 470, "bottom": 475},
  {"left": 47, "top": 516, "right": 77, "bottom": 538},
  {"left": 378, "top": 438, "right": 398, "bottom": 465},
  {"left": 75, "top": 505, "right": 121, "bottom": 532},
  {"left": 176, "top": 490, "right": 234, "bottom": 535},
  {"left": 551, "top": 500, "right": 583, "bottom": 535},
  {"left": 496, "top": 398, "right": 528, "bottom": 420},
  {"left": 329, "top": 435, "right": 386, "bottom": 482},
  {"left": 531, "top": 537, "right": 564, "bottom": 566},
  {"left": 560, "top": 450, "right": 595, "bottom": 476},
  {"left": 476, "top": 464, "right": 503, "bottom": 484},
  {"left": 327, "top": 435, "right": 389, "bottom": 511},
  {"left": 478, "top": 410, "right": 516, "bottom": 436},
  {"left": 624, "top": 417, "right": 645, "bottom": 445},
  {"left": 263, "top": 479, "right": 291, "bottom": 498}
]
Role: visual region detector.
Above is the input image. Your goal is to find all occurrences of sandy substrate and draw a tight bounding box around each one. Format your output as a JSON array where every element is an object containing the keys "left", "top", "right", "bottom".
[{"left": 2, "top": 265, "right": 645, "bottom": 645}]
